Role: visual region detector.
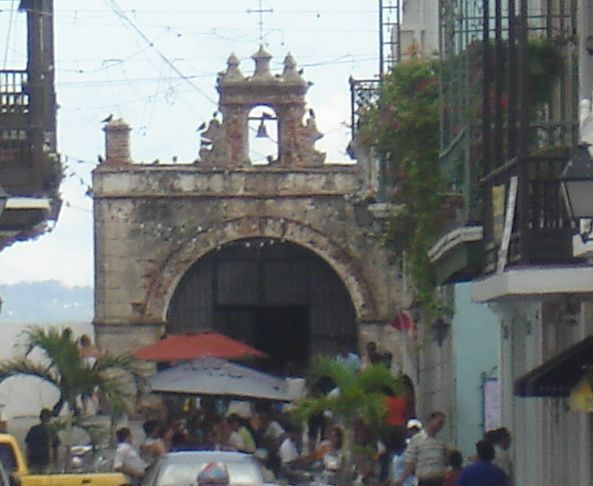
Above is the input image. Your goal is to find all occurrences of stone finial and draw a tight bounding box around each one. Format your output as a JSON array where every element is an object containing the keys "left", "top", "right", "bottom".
[
  {"left": 251, "top": 45, "right": 274, "bottom": 80},
  {"left": 219, "top": 53, "right": 245, "bottom": 84},
  {"left": 198, "top": 116, "right": 229, "bottom": 165},
  {"left": 281, "top": 52, "right": 306, "bottom": 84},
  {"left": 103, "top": 118, "right": 131, "bottom": 164}
]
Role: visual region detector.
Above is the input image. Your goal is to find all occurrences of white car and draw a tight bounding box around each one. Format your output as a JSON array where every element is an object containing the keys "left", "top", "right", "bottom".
[{"left": 142, "top": 450, "right": 280, "bottom": 486}]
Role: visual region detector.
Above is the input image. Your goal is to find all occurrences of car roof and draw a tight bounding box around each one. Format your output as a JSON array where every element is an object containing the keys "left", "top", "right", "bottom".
[{"left": 162, "top": 450, "right": 255, "bottom": 464}]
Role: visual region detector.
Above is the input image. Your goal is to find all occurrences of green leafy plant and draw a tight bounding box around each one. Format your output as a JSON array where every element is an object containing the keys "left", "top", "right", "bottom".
[
  {"left": 359, "top": 58, "right": 443, "bottom": 313},
  {"left": 0, "top": 326, "right": 143, "bottom": 450},
  {"left": 291, "top": 357, "right": 400, "bottom": 485}
]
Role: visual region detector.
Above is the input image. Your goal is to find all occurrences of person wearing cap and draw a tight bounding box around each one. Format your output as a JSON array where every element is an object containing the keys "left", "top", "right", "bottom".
[
  {"left": 407, "top": 418, "right": 423, "bottom": 437},
  {"left": 394, "top": 411, "right": 448, "bottom": 486}
]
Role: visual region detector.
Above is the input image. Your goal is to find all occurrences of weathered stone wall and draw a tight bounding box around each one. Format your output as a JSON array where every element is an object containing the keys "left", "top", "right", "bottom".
[
  {"left": 93, "top": 49, "right": 404, "bottom": 357},
  {"left": 93, "top": 164, "right": 403, "bottom": 355}
]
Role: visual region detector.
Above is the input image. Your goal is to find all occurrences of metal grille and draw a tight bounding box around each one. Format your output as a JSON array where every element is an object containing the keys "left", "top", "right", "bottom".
[
  {"left": 0, "top": 70, "right": 29, "bottom": 115},
  {"left": 439, "top": 0, "right": 484, "bottom": 153},
  {"left": 349, "top": 78, "right": 381, "bottom": 137},
  {"left": 438, "top": 0, "right": 580, "bottom": 273},
  {"left": 167, "top": 239, "right": 358, "bottom": 363},
  {"left": 379, "top": 0, "right": 401, "bottom": 77}
]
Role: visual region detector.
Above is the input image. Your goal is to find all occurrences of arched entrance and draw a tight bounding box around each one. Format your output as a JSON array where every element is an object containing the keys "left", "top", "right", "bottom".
[{"left": 166, "top": 237, "right": 357, "bottom": 372}]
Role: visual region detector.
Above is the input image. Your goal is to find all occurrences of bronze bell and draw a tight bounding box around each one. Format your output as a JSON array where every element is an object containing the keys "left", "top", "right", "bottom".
[{"left": 256, "top": 118, "right": 268, "bottom": 138}]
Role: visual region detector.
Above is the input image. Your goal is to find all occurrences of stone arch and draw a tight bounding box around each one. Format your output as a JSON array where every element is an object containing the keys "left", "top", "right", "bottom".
[{"left": 143, "top": 216, "right": 378, "bottom": 324}]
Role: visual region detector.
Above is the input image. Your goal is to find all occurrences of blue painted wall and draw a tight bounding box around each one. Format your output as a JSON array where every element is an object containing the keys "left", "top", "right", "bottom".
[{"left": 452, "top": 282, "right": 499, "bottom": 459}]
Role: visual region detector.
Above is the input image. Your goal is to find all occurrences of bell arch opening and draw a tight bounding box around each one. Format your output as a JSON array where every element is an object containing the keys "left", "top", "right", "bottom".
[
  {"left": 247, "top": 106, "right": 278, "bottom": 165},
  {"left": 166, "top": 237, "right": 357, "bottom": 373}
]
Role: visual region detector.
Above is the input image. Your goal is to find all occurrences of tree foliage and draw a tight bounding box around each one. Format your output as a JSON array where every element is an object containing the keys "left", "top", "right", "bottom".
[
  {"left": 291, "top": 356, "right": 400, "bottom": 429},
  {"left": 359, "top": 58, "right": 443, "bottom": 311},
  {"left": 291, "top": 357, "right": 402, "bottom": 484},
  {"left": 0, "top": 326, "right": 142, "bottom": 419}
]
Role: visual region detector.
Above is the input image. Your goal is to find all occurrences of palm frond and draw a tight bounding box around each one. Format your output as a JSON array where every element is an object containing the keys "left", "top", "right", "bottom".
[
  {"left": 306, "top": 355, "right": 356, "bottom": 390},
  {"left": 357, "top": 363, "right": 401, "bottom": 395},
  {"left": 0, "top": 358, "right": 59, "bottom": 386},
  {"left": 96, "top": 352, "right": 141, "bottom": 373},
  {"left": 292, "top": 360, "right": 399, "bottom": 431},
  {"left": 96, "top": 352, "right": 145, "bottom": 388},
  {"left": 291, "top": 395, "right": 335, "bottom": 424},
  {"left": 20, "top": 326, "right": 81, "bottom": 374},
  {"left": 99, "top": 373, "right": 136, "bottom": 415},
  {"left": 5, "top": 326, "right": 143, "bottom": 413}
]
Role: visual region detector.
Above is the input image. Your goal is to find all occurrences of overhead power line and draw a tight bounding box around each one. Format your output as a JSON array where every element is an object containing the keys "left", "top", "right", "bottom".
[{"left": 103, "top": 0, "right": 217, "bottom": 106}]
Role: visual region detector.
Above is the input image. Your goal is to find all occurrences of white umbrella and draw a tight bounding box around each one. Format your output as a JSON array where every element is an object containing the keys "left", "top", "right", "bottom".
[{"left": 148, "top": 357, "right": 291, "bottom": 402}]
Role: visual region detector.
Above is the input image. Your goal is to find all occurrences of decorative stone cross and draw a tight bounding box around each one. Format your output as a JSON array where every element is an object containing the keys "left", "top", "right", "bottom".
[{"left": 247, "top": 0, "right": 273, "bottom": 46}]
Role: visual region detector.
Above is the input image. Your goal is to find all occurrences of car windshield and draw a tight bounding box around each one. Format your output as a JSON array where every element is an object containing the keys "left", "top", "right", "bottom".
[{"left": 157, "top": 459, "right": 263, "bottom": 486}]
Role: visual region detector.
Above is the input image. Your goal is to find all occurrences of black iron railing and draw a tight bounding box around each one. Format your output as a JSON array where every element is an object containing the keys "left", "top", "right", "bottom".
[
  {"left": 481, "top": 153, "right": 575, "bottom": 274},
  {"left": 349, "top": 77, "right": 381, "bottom": 138}
]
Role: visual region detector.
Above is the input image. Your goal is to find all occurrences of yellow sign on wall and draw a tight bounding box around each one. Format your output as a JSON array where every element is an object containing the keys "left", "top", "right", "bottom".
[{"left": 569, "top": 376, "right": 593, "bottom": 412}]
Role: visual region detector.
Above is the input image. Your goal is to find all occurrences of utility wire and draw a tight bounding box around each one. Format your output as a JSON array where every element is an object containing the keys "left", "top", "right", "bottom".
[{"left": 104, "top": 0, "right": 217, "bottom": 106}]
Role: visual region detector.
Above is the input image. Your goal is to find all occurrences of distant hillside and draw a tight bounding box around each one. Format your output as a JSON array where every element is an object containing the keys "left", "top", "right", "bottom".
[{"left": 0, "top": 281, "right": 93, "bottom": 323}]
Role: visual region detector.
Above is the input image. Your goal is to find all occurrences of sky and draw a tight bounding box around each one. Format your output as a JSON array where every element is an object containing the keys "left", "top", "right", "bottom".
[{"left": 0, "top": 0, "right": 381, "bottom": 287}]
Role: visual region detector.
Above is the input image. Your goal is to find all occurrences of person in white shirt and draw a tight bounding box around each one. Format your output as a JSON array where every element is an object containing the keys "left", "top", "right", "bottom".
[
  {"left": 279, "top": 433, "right": 300, "bottom": 465},
  {"left": 113, "top": 427, "right": 147, "bottom": 486}
]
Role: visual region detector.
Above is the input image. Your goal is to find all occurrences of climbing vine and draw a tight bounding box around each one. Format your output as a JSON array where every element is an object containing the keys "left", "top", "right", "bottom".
[{"left": 359, "top": 58, "right": 443, "bottom": 313}]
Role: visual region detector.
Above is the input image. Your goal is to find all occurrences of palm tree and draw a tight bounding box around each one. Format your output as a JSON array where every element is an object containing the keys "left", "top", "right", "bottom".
[
  {"left": 291, "top": 356, "right": 401, "bottom": 485},
  {"left": 0, "top": 326, "right": 142, "bottom": 446}
]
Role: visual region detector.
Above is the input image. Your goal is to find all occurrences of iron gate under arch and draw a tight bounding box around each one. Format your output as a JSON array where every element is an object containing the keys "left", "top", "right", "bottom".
[{"left": 166, "top": 238, "right": 358, "bottom": 372}]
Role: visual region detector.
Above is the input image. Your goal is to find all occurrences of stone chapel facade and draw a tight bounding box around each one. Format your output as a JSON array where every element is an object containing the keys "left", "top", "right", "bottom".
[{"left": 92, "top": 48, "right": 403, "bottom": 368}]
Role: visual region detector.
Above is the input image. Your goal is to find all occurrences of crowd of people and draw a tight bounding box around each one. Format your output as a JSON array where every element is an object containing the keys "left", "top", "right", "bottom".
[
  {"left": 110, "top": 401, "right": 512, "bottom": 486},
  {"left": 389, "top": 412, "right": 513, "bottom": 486},
  {"left": 109, "top": 340, "right": 513, "bottom": 486},
  {"left": 113, "top": 397, "right": 351, "bottom": 484},
  {"left": 22, "top": 332, "right": 512, "bottom": 486}
]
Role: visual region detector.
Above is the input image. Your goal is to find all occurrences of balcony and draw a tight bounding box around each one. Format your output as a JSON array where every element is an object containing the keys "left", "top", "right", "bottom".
[
  {"left": 481, "top": 151, "right": 576, "bottom": 275},
  {"left": 0, "top": 1, "right": 60, "bottom": 251}
]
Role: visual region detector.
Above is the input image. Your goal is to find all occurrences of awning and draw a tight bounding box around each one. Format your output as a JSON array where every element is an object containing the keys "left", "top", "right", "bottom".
[
  {"left": 148, "top": 357, "right": 290, "bottom": 401},
  {"left": 514, "top": 335, "right": 593, "bottom": 397},
  {"left": 133, "top": 332, "right": 267, "bottom": 362}
]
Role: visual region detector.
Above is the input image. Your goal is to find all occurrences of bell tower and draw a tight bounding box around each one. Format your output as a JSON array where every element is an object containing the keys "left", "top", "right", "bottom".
[{"left": 199, "top": 47, "right": 325, "bottom": 167}]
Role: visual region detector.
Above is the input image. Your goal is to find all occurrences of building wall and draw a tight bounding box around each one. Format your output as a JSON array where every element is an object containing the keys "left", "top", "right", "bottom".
[
  {"left": 452, "top": 283, "right": 499, "bottom": 458},
  {"left": 578, "top": 0, "right": 593, "bottom": 99},
  {"left": 415, "top": 325, "right": 456, "bottom": 441},
  {"left": 496, "top": 300, "right": 593, "bottom": 486},
  {"left": 92, "top": 165, "right": 403, "bottom": 356},
  {"left": 399, "top": 0, "right": 439, "bottom": 58}
]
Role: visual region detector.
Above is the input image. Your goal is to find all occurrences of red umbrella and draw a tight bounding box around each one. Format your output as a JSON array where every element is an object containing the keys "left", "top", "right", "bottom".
[{"left": 133, "top": 332, "right": 267, "bottom": 362}]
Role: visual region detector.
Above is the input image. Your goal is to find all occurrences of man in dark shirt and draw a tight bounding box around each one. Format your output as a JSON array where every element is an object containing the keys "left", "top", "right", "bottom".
[
  {"left": 457, "top": 439, "right": 508, "bottom": 486},
  {"left": 25, "top": 408, "right": 59, "bottom": 473}
]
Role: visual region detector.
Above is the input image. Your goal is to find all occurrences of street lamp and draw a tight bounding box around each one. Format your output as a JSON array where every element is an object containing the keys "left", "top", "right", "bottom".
[
  {"left": 0, "top": 184, "right": 8, "bottom": 217},
  {"left": 560, "top": 144, "right": 593, "bottom": 242}
]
